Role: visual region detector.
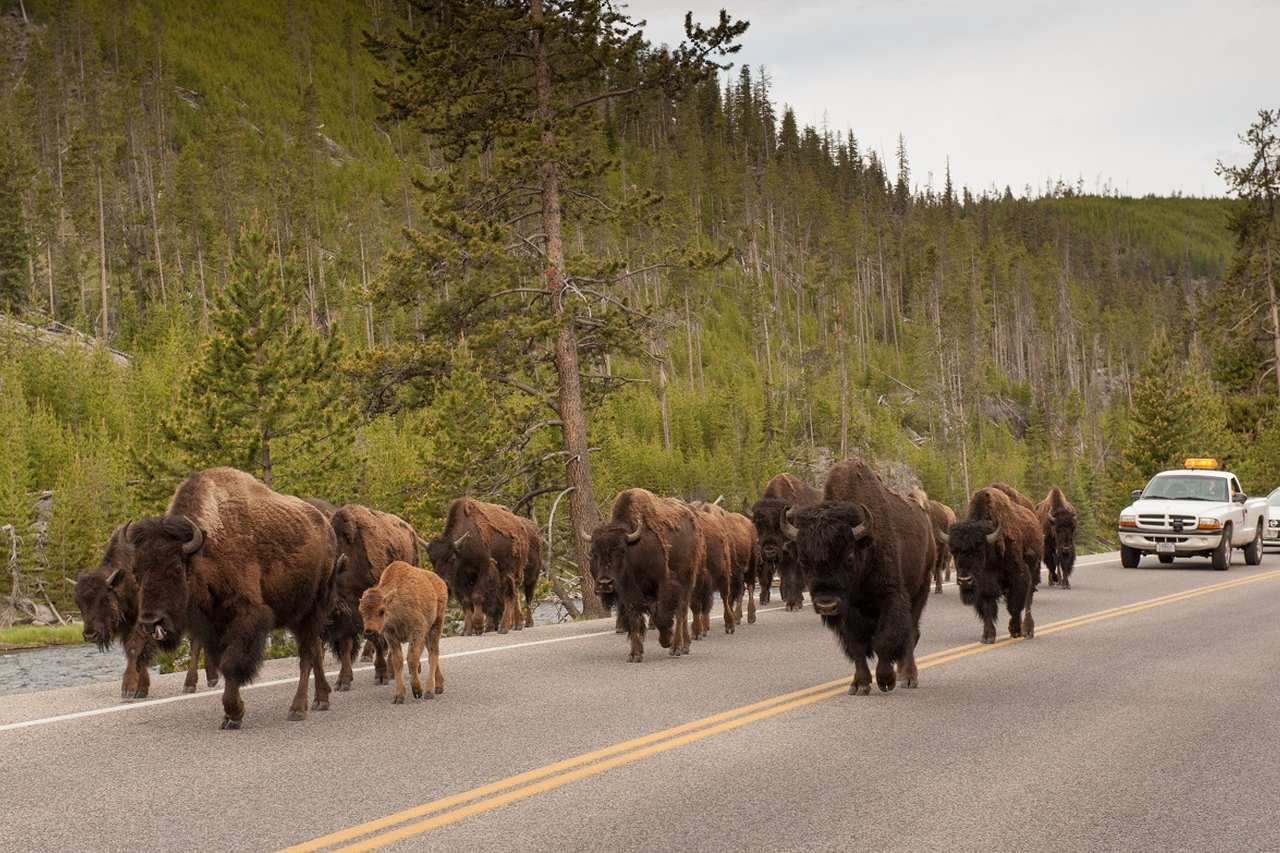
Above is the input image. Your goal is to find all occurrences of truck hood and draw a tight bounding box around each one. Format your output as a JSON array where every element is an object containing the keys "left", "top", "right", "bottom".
[{"left": 1124, "top": 499, "right": 1219, "bottom": 518}]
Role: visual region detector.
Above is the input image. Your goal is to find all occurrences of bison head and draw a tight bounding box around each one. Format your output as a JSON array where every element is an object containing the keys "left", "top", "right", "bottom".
[
  {"left": 750, "top": 498, "right": 794, "bottom": 567},
  {"left": 128, "top": 514, "right": 205, "bottom": 650},
  {"left": 938, "top": 520, "right": 1000, "bottom": 605},
  {"left": 424, "top": 529, "right": 472, "bottom": 595},
  {"left": 786, "top": 502, "right": 873, "bottom": 617},
  {"left": 585, "top": 519, "right": 642, "bottom": 604},
  {"left": 358, "top": 585, "right": 394, "bottom": 637},
  {"left": 1049, "top": 510, "right": 1076, "bottom": 562},
  {"left": 332, "top": 513, "right": 377, "bottom": 607}
]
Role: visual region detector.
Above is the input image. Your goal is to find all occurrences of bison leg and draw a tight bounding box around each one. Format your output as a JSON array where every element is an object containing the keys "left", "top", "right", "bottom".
[
  {"left": 614, "top": 611, "right": 627, "bottom": 634},
  {"left": 428, "top": 617, "right": 444, "bottom": 695},
  {"left": 678, "top": 588, "right": 692, "bottom": 656},
  {"left": 626, "top": 608, "right": 645, "bottom": 663},
  {"left": 336, "top": 636, "right": 355, "bottom": 692},
  {"left": 182, "top": 639, "right": 201, "bottom": 694},
  {"left": 943, "top": 552, "right": 952, "bottom": 583},
  {"left": 219, "top": 678, "right": 245, "bottom": 730},
  {"left": 746, "top": 578, "right": 757, "bottom": 624},
  {"left": 359, "top": 639, "right": 376, "bottom": 662},
  {"left": 758, "top": 566, "right": 773, "bottom": 605},
  {"left": 850, "top": 653, "right": 873, "bottom": 696},
  {"left": 121, "top": 629, "right": 147, "bottom": 700},
  {"left": 373, "top": 634, "right": 389, "bottom": 685},
  {"left": 719, "top": 573, "right": 736, "bottom": 635},
  {"left": 977, "top": 595, "right": 999, "bottom": 644},
  {"left": 933, "top": 559, "right": 943, "bottom": 594},
  {"left": 201, "top": 641, "right": 220, "bottom": 688},
  {"left": 306, "top": 634, "right": 331, "bottom": 711},
  {"left": 387, "top": 638, "right": 406, "bottom": 704},
  {"left": 287, "top": 638, "right": 317, "bottom": 721},
  {"left": 407, "top": 636, "right": 425, "bottom": 700}
]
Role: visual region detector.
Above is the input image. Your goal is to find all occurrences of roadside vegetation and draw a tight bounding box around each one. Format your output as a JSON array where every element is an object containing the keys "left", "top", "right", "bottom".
[{"left": 0, "top": 623, "right": 84, "bottom": 650}]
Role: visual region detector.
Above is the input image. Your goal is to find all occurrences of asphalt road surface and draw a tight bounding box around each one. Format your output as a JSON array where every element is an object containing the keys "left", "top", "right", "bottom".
[{"left": 3, "top": 551, "right": 1279, "bottom": 853}]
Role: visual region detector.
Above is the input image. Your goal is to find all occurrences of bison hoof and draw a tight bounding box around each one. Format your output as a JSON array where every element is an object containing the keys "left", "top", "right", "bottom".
[
  {"left": 412, "top": 686, "right": 423, "bottom": 699},
  {"left": 747, "top": 613, "right": 756, "bottom": 624},
  {"left": 614, "top": 628, "right": 626, "bottom": 635},
  {"left": 760, "top": 590, "right": 771, "bottom": 604},
  {"left": 311, "top": 699, "right": 329, "bottom": 711},
  {"left": 182, "top": 684, "right": 197, "bottom": 694},
  {"left": 627, "top": 653, "right": 641, "bottom": 663},
  {"left": 287, "top": 709, "right": 306, "bottom": 721},
  {"left": 933, "top": 586, "right": 942, "bottom": 594},
  {"left": 980, "top": 635, "right": 995, "bottom": 645},
  {"left": 220, "top": 716, "right": 242, "bottom": 730},
  {"left": 877, "top": 676, "right": 896, "bottom": 693},
  {"left": 434, "top": 685, "right": 444, "bottom": 694},
  {"left": 849, "top": 682, "right": 871, "bottom": 696},
  {"left": 725, "top": 625, "right": 734, "bottom": 635},
  {"left": 375, "top": 674, "right": 388, "bottom": 686},
  {"left": 905, "top": 677, "right": 919, "bottom": 689},
  {"left": 1061, "top": 582, "right": 1071, "bottom": 590},
  {"left": 337, "top": 681, "right": 352, "bottom": 692},
  {"left": 392, "top": 695, "right": 405, "bottom": 705},
  {"left": 496, "top": 627, "right": 508, "bottom": 635}
]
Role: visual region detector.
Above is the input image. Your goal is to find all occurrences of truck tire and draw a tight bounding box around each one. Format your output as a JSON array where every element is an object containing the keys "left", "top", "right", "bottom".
[
  {"left": 1158, "top": 554, "right": 1174, "bottom": 564},
  {"left": 1244, "top": 521, "right": 1263, "bottom": 566},
  {"left": 1120, "top": 545, "right": 1141, "bottom": 568},
  {"left": 1212, "top": 524, "right": 1232, "bottom": 571}
]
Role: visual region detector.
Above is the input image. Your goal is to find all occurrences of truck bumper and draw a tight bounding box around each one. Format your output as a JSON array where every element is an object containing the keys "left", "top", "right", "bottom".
[{"left": 1118, "top": 530, "right": 1224, "bottom": 553}]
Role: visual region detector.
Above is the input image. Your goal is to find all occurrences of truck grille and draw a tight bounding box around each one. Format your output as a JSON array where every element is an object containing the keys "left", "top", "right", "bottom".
[{"left": 1137, "top": 513, "right": 1198, "bottom": 531}]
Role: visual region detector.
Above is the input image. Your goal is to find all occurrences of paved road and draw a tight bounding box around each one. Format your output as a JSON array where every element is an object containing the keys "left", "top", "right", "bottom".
[{"left": 3, "top": 552, "right": 1279, "bottom": 852}]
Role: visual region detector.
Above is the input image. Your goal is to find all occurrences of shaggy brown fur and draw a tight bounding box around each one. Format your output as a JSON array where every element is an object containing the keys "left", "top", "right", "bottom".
[
  {"left": 789, "top": 458, "right": 936, "bottom": 694},
  {"left": 991, "top": 482, "right": 1036, "bottom": 513},
  {"left": 752, "top": 473, "right": 822, "bottom": 610},
  {"left": 692, "top": 501, "right": 757, "bottom": 625},
  {"left": 328, "top": 504, "right": 420, "bottom": 691},
  {"left": 588, "top": 488, "right": 704, "bottom": 662},
  {"left": 687, "top": 503, "right": 738, "bottom": 638},
  {"left": 910, "top": 489, "right": 958, "bottom": 594},
  {"left": 303, "top": 497, "right": 338, "bottom": 519},
  {"left": 946, "top": 486, "right": 1044, "bottom": 644},
  {"left": 426, "top": 498, "right": 540, "bottom": 635},
  {"left": 128, "top": 467, "right": 339, "bottom": 729},
  {"left": 74, "top": 525, "right": 218, "bottom": 700},
  {"left": 358, "top": 561, "right": 448, "bottom": 704},
  {"left": 1036, "top": 487, "right": 1079, "bottom": 589}
]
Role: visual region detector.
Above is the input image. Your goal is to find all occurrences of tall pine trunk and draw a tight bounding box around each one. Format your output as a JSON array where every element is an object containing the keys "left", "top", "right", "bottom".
[
  {"left": 95, "top": 163, "right": 109, "bottom": 341},
  {"left": 531, "top": 0, "right": 605, "bottom": 618}
]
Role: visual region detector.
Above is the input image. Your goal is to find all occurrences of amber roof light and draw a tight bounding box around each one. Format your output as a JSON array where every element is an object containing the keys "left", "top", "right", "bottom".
[{"left": 1183, "top": 458, "right": 1221, "bottom": 470}]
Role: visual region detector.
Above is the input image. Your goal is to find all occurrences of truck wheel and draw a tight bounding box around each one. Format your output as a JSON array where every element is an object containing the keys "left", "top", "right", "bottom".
[
  {"left": 1212, "top": 524, "right": 1232, "bottom": 571},
  {"left": 1120, "top": 545, "right": 1141, "bottom": 568},
  {"left": 1158, "top": 554, "right": 1174, "bottom": 564},
  {"left": 1244, "top": 521, "right": 1263, "bottom": 566}
]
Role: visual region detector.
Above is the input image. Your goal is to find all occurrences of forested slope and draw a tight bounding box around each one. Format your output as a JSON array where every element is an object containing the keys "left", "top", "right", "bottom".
[{"left": 0, "top": 1, "right": 1271, "bottom": 612}]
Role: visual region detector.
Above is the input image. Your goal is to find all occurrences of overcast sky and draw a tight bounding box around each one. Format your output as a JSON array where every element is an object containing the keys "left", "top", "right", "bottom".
[{"left": 636, "top": 0, "right": 1278, "bottom": 197}]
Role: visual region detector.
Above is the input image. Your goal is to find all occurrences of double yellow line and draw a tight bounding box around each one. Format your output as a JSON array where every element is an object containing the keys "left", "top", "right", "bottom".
[{"left": 284, "top": 570, "right": 1280, "bottom": 852}]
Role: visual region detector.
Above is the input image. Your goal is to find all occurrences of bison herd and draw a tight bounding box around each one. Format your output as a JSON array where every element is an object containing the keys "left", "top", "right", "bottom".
[{"left": 73, "top": 459, "right": 1079, "bottom": 728}]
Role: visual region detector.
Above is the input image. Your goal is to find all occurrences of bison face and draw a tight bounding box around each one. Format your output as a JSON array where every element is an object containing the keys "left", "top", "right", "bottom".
[
  {"left": 942, "top": 520, "right": 1000, "bottom": 605},
  {"left": 128, "top": 515, "right": 203, "bottom": 650},
  {"left": 358, "top": 587, "right": 393, "bottom": 636},
  {"left": 751, "top": 498, "right": 791, "bottom": 567},
  {"left": 74, "top": 569, "right": 131, "bottom": 650},
  {"left": 1050, "top": 512, "right": 1076, "bottom": 560},
  {"left": 788, "top": 502, "right": 873, "bottom": 617},
  {"left": 425, "top": 530, "right": 472, "bottom": 594},
  {"left": 587, "top": 522, "right": 640, "bottom": 599}
]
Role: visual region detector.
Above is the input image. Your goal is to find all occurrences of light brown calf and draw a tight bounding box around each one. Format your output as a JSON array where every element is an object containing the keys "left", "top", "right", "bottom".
[{"left": 358, "top": 561, "right": 449, "bottom": 704}]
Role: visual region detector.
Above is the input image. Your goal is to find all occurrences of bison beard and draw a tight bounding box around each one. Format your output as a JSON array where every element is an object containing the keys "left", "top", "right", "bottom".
[
  {"left": 943, "top": 486, "right": 1042, "bottom": 644},
  {"left": 1037, "top": 487, "right": 1078, "bottom": 589},
  {"left": 127, "top": 467, "right": 339, "bottom": 729}
]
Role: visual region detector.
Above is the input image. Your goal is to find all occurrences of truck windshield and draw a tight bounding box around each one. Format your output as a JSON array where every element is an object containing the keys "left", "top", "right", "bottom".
[
  {"left": 1270, "top": 487, "right": 1280, "bottom": 507},
  {"left": 1142, "top": 475, "right": 1228, "bottom": 502}
]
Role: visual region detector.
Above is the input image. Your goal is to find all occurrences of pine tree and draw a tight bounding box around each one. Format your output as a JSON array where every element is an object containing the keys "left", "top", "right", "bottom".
[
  {"left": 1118, "top": 330, "right": 1190, "bottom": 485},
  {"left": 0, "top": 128, "right": 30, "bottom": 311},
  {"left": 151, "top": 219, "right": 349, "bottom": 493}
]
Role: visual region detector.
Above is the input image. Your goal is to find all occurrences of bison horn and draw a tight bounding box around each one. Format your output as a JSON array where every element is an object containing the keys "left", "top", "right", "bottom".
[
  {"left": 625, "top": 521, "right": 643, "bottom": 544},
  {"left": 121, "top": 520, "right": 132, "bottom": 542},
  {"left": 106, "top": 568, "right": 124, "bottom": 588},
  {"left": 452, "top": 529, "right": 471, "bottom": 548},
  {"left": 850, "top": 522, "right": 869, "bottom": 541},
  {"left": 712, "top": 494, "right": 725, "bottom": 506},
  {"left": 181, "top": 517, "right": 204, "bottom": 556},
  {"left": 335, "top": 554, "right": 348, "bottom": 574},
  {"left": 985, "top": 524, "right": 1002, "bottom": 545},
  {"left": 780, "top": 507, "right": 799, "bottom": 541},
  {"left": 936, "top": 528, "right": 950, "bottom": 546}
]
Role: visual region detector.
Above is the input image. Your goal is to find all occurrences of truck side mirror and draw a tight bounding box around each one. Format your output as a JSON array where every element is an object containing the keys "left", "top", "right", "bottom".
[
  {"left": 1130, "top": 489, "right": 1143, "bottom": 500},
  {"left": 1232, "top": 493, "right": 1247, "bottom": 504}
]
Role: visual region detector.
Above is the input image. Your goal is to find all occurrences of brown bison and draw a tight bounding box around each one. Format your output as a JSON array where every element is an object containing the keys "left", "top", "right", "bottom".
[
  {"left": 358, "top": 561, "right": 448, "bottom": 704},
  {"left": 1037, "top": 487, "right": 1078, "bottom": 589},
  {"left": 425, "top": 498, "right": 541, "bottom": 635},
  {"left": 587, "top": 488, "right": 703, "bottom": 662},
  {"left": 303, "top": 497, "right": 338, "bottom": 519},
  {"left": 687, "top": 501, "right": 740, "bottom": 638},
  {"left": 941, "top": 486, "right": 1043, "bottom": 644},
  {"left": 751, "top": 473, "right": 822, "bottom": 611},
  {"left": 785, "top": 459, "right": 935, "bottom": 694},
  {"left": 328, "top": 504, "right": 420, "bottom": 691},
  {"left": 909, "top": 488, "right": 957, "bottom": 594},
  {"left": 692, "top": 500, "right": 759, "bottom": 625},
  {"left": 127, "top": 467, "right": 340, "bottom": 729},
  {"left": 74, "top": 524, "right": 218, "bottom": 700}
]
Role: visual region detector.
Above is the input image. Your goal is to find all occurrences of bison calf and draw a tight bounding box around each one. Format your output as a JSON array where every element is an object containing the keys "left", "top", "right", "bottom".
[{"left": 358, "top": 561, "right": 448, "bottom": 704}]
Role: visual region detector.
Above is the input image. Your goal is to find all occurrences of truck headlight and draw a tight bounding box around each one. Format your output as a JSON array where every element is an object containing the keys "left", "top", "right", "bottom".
[
  {"left": 1197, "top": 518, "right": 1222, "bottom": 531},
  {"left": 1119, "top": 514, "right": 1136, "bottom": 528}
]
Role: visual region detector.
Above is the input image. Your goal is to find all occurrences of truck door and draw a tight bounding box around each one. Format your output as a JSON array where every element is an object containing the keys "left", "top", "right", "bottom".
[{"left": 1231, "top": 477, "right": 1247, "bottom": 539}]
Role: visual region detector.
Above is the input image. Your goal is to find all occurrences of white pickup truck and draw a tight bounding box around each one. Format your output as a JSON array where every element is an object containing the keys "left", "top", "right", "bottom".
[{"left": 1118, "top": 459, "right": 1269, "bottom": 571}]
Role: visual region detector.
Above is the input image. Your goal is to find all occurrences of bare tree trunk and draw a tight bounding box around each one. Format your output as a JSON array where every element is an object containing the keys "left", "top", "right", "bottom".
[
  {"left": 142, "top": 146, "right": 166, "bottom": 302},
  {"left": 1266, "top": 238, "right": 1280, "bottom": 397},
  {"left": 837, "top": 302, "right": 848, "bottom": 458},
  {"left": 531, "top": 0, "right": 604, "bottom": 618},
  {"left": 95, "top": 163, "right": 109, "bottom": 341},
  {"left": 196, "top": 238, "right": 209, "bottom": 328},
  {"left": 46, "top": 243, "right": 55, "bottom": 318}
]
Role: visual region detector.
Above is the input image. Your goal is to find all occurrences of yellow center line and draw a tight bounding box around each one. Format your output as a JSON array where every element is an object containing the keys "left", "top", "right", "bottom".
[{"left": 286, "top": 570, "right": 1280, "bottom": 852}]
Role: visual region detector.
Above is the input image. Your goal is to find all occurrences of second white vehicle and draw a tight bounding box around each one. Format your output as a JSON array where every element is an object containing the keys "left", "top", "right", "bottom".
[{"left": 1118, "top": 459, "right": 1269, "bottom": 571}]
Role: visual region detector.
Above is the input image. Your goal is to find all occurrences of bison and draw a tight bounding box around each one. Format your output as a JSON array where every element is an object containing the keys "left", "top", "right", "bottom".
[
  {"left": 692, "top": 500, "right": 759, "bottom": 625},
  {"left": 127, "top": 467, "right": 340, "bottom": 729},
  {"left": 687, "top": 501, "right": 740, "bottom": 638},
  {"left": 909, "top": 488, "right": 957, "bottom": 594},
  {"left": 74, "top": 524, "right": 218, "bottom": 700},
  {"left": 786, "top": 459, "right": 935, "bottom": 694},
  {"left": 425, "top": 498, "right": 541, "bottom": 635},
  {"left": 940, "top": 486, "right": 1043, "bottom": 644},
  {"left": 328, "top": 504, "right": 420, "bottom": 691},
  {"left": 358, "top": 561, "right": 448, "bottom": 704},
  {"left": 1037, "top": 487, "right": 1078, "bottom": 589},
  {"left": 751, "top": 473, "right": 821, "bottom": 611},
  {"left": 587, "top": 488, "right": 703, "bottom": 662}
]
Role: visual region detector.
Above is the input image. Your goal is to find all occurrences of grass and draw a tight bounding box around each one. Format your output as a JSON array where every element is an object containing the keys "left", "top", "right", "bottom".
[{"left": 0, "top": 623, "right": 85, "bottom": 651}]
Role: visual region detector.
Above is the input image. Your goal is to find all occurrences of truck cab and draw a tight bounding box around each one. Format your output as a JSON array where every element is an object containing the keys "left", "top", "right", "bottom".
[{"left": 1118, "top": 458, "right": 1269, "bottom": 571}]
